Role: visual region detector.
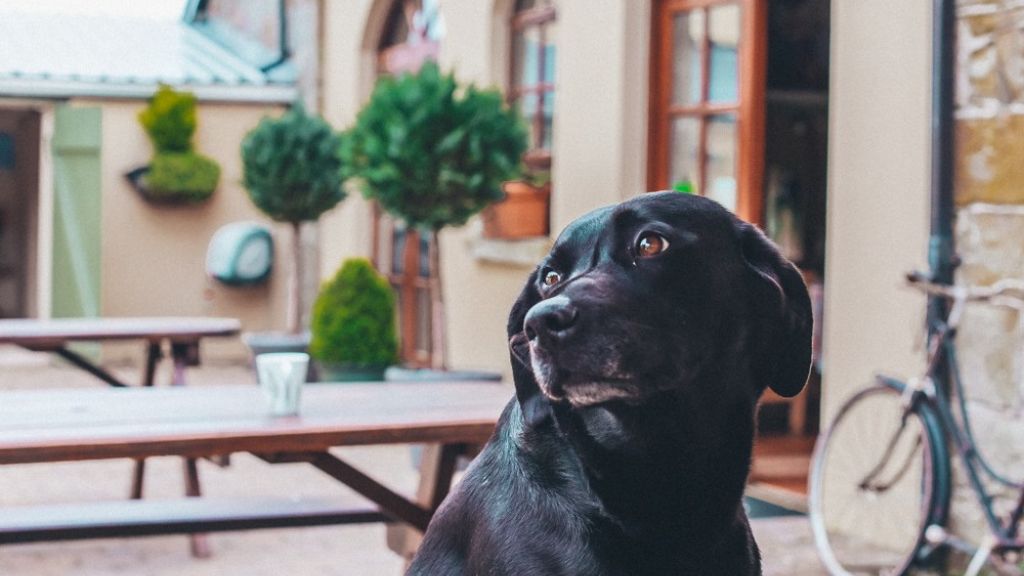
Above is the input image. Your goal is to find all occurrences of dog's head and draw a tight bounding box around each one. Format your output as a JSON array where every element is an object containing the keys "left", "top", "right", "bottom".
[{"left": 508, "top": 191, "right": 812, "bottom": 413}]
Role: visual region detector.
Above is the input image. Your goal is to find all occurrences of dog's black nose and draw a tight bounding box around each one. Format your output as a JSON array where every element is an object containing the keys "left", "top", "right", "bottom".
[{"left": 524, "top": 295, "right": 578, "bottom": 344}]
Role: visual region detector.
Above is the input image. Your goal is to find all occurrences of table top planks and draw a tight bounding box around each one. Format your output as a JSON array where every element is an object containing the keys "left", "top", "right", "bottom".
[
  {"left": 0, "top": 382, "right": 512, "bottom": 465},
  {"left": 0, "top": 317, "right": 241, "bottom": 348}
]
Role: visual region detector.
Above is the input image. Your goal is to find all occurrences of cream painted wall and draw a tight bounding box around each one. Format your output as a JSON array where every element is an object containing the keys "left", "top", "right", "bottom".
[
  {"left": 318, "top": 0, "right": 378, "bottom": 286},
  {"left": 93, "top": 100, "right": 292, "bottom": 361},
  {"left": 823, "top": 2, "right": 932, "bottom": 416},
  {"left": 318, "top": 0, "right": 651, "bottom": 376}
]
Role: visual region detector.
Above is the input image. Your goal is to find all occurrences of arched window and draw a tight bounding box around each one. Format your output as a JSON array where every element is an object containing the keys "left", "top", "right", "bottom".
[
  {"left": 372, "top": 0, "right": 444, "bottom": 367},
  {"left": 509, "top": 0, "right": 556, "bottom": 169}
]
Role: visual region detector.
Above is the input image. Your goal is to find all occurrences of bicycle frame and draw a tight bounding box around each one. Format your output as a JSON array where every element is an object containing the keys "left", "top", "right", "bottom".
[{"left": 899, "top": 316, "right": 1024, "bottom": 558}]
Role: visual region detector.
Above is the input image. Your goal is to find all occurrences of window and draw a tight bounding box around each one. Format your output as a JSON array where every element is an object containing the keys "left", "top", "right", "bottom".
[
  {"left": 649, "top": 0, "right": 766, "bottom": 224},
  {"left": 190, "top": 0, "right": 287, "bottom": 70},
  {"left": 509, "top": 0, "right": 556, "bottom": 169},
  {"left": 373, "top": 0, "right": 444, "bottom": 367}
]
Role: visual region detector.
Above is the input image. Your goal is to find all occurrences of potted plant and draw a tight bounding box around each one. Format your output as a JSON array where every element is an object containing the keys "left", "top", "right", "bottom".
[
  {"left": 126, "top": 84, "right": 221, "bottom": 204},
  {"left": 482, "top": 165, "right": 551, "bottom": 239},
  {"left": 240, "top": 103, "right": 347, "bottom": 353},
  {"left": 309, "top": 258, "right": 399, "bottom": 381},
  {"left": 340, "top": 62, "right": 527, "bottom": 369}
]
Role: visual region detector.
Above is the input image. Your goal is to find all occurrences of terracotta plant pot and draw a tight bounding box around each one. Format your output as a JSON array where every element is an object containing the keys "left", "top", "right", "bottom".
[{"left": 482, "top": 181, "right": 551, "bottom": 239}]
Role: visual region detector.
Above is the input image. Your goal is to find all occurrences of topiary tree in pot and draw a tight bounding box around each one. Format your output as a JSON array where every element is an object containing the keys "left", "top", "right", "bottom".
[
  {"left": 241, "top": 104, "right": 347, "bottom": 338},
  {"left": 310, "top": 258, "right": 399, "bottom": 381},
  {"left": 340, "top": 62, "right": 526, "bottom": 369}
]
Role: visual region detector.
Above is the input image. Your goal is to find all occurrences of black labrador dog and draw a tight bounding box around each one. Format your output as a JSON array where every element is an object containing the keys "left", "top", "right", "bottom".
[{"left": 408, "top": 191, "right": 812, "bottom": 575}]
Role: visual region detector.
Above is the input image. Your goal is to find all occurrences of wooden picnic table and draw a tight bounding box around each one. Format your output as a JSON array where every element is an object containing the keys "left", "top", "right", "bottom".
[
  {"left": 0, "top": 381, "right": 510, "bottom": 553},
  {"left": 0, "top": 316, "right": 244, "bottom": 555},
  {"left": 0, "top": 317, "right": 241, "bottom": 388}
]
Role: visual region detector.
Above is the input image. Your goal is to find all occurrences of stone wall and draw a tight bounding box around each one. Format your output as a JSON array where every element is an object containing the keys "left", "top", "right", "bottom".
[{"left": 949, "top": 0, "right": 1024, "bottom": 538}]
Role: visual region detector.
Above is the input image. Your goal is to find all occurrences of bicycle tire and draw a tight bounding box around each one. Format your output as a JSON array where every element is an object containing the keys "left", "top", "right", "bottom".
[{"left": 809, "top": 381, "right": 946, "bottom": 575}]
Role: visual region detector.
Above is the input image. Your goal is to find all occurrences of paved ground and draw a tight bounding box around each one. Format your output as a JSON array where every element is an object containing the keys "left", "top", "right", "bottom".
[{"left": 0, "top": 345, "right": 827, "bottom": 575}]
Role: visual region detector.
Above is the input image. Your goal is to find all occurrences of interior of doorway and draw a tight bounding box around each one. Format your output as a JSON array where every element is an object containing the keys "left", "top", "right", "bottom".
[
  {"left": 0, "top": 107, "right": 42, "bottom": 319},
  {"left": 749, "top": 0, "right": 830, "bottom": 500}
]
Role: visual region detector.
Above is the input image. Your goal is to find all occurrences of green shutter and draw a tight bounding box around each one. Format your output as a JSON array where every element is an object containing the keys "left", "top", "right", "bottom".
[{"left": 51, "top": 105, "right": 102, "bottom": 319}]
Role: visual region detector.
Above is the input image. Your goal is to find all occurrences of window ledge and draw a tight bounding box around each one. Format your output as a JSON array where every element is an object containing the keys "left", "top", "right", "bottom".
[{"left": 465, "top": 222, "right": 551, "bottom": 267}]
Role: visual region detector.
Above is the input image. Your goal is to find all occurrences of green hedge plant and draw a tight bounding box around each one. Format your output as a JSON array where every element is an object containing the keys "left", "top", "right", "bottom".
[
  {"left": 241, "top": 104, "right": 348, "bottom": 334},
  {"left": 139, "top": 85, "right": 196, "bottom": 153},
  {"left": 310, "top": 258, "right": 398, "bottom": 376},
  {"left": 145, "top": 152, "right": 221, "bottom": 203},
  {"left": 339, "top": 62, "right": 526, "bottom": 368}
]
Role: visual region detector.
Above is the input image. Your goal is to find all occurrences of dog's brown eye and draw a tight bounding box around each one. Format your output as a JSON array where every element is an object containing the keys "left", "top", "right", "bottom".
[
  {"left": 543, "top": 270, "right": 562, "bottom": 287},
  {"left": 636, "top": 232, "right": 669, "bottom": 258}
]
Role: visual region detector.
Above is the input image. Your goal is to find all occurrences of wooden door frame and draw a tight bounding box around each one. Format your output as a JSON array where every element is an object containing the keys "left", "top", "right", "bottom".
[{"left": 647, "top": 0, "right": 766, "bottom": 225}]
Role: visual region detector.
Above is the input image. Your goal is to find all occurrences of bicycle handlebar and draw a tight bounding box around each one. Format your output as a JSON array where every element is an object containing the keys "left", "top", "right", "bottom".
[{"left": 905, "top": 270, "right": 1024, "bottom": 306}]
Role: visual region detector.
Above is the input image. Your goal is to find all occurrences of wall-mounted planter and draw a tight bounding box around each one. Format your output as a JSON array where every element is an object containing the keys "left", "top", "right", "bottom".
[
  {"left": 124, "top": 159, "right": 217, "bottom": 206},
  {"left": 482, "top": 180, "right": 551, "bottom": 239}
]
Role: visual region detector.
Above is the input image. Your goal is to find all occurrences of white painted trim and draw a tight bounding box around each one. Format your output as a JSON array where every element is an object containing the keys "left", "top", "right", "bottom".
[
  {"left": 36, "top": 105, "right": 54, "bottom": 320},
  {"left": 0, "top": 79, "right": 298, "bottom": 105}
]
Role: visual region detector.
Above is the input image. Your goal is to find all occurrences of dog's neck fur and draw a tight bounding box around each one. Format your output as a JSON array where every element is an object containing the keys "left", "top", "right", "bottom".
[{"left": 514, "top": 358, "right": 761, "bottom": 574}]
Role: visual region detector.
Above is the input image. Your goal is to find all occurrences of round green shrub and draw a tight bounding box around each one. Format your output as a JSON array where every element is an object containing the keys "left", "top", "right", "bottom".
[
  {"left": 309, "top": 258, "right": 399, "bottom": 367},
  {"left": 241, "top": 104, "right": 347, "bottom": 224},
  {"left": 340, "top": 62, "right": 527, "bottom": 231},
  {"left": 144, "top": 151, "right": 221, "bottom": 203},
  {"left": 138, "top": 85, "right": 197, "bottom": 153}
]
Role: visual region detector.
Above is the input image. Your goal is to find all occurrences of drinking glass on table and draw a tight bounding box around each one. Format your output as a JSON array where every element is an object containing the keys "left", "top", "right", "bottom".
[{"left": 256, "top": 352, "right": 309, "bottom": 416}]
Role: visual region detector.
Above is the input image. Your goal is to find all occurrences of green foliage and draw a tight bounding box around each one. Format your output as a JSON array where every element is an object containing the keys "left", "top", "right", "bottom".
[
  {"left": 144, "top": 152, "right": 221, "bottom": 202},
  {"left": 241, "top": 104, "right": 347, "bottom": 223},
  {"left": 138, "top": 85, "right": 197, "bottom": 153},
  {"left": 340, "top": 62, "right": 527, "bottom": 231},
  {"left": 309, "top": 258, "right": 399, "bottom": 366}
]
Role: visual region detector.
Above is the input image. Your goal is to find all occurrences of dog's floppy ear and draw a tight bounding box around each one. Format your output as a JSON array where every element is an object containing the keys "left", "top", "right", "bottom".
[
  {"left": 507, "top": 269, "right": 552, "bottom": 426},
  {"left": 738, "top": 223, "right": 813, "bottom": 398}
]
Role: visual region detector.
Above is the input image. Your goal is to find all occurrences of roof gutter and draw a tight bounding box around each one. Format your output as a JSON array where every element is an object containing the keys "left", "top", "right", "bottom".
[{"left": 0, "top": 78, "right": 298, "bottom": 105}]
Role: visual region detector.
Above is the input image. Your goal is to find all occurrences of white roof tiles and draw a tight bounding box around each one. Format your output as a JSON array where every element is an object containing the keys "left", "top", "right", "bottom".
[{"left": 0, "top": 12, "right": 297, "bottom": 103}]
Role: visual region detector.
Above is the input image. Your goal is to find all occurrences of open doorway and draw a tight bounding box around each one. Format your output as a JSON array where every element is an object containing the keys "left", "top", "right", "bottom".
[
  {"left": 648, "top": 0, "right": 831, "bottom": 502},
  {"left": 0, "top": 108, "right": 42, "bottom": 319},
  {"left": 750, "top": 0, "right": 830, "bottom": 498}
]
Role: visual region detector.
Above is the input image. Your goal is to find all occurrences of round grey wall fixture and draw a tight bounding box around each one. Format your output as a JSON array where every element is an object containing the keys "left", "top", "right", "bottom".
[{"left": 206, "top": 221, "right": 273, "bottom": 286}]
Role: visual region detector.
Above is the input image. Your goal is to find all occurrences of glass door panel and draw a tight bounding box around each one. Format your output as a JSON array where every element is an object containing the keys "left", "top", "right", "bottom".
[
  {"left": 672, "top": 10, "right": 704, "bottom": 105},
  {"left": 708, "top": 4, "right": 740, "bottom": 103},
  {"left": 670, "top": 116, "right": 701, "bottom": 193},
  {"left": 706, "top": 114, "right": 738, "bottom": 211}
]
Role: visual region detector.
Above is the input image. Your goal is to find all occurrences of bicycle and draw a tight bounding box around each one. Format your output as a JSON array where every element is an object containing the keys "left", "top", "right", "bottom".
[{"left": 809, "top": 271, "right": 1024, "bottom": 576}]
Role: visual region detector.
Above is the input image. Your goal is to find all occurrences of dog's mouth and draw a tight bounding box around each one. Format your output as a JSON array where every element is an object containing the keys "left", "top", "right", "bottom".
[{"left": 511, "top": 332, "right": 641, "bottom": 407}]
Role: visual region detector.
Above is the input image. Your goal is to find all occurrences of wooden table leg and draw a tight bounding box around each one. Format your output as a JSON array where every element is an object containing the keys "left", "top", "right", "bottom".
[
  {"left": 172, "top": 341, "right": 211, "bottom": 558},
  {"left": 129, "top": 342, "right": 163, "bottom": 500},
  {"left": 184, "top": 457, "right": 211, "bottom": 559},
  {"left": 386, "top": 443, "right": 464, "bottom": 565}
]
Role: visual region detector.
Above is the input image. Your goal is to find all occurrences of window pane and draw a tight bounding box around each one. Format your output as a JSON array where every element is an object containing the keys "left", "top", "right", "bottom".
[
  {"left": 670, "top": 116, "right": 701, "bottom": 194},
  {"left": 517, "top": 91, "right": 540, "bottom": 148},
  {"left": 541, "top": 90, "right": 554, "bottom": 150},
  {"left": 672, "top": 10, "right": 704, "bottom": 106},
  {"left": 415, "top": 287, "right": 432, "bottom": 353},
  {"left": 419, "top": 231, "right": 432, "bottom": 277},
  {"left": 543, "top": 20, "right": 557, "bottom": 84},
  {"left": 705, "top": 114, "right": 737, "bottom": 211},
  {"left": 708, "top": 3, "right": 740, "bottom": 104},
  {"left": 513, "top": 26, "right": 542, "bottom": 89},
  {"left": 391, "top": 226, "right": 406, "bottom": 275}
]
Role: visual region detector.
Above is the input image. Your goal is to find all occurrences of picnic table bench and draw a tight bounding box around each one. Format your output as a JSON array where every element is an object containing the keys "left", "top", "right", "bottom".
[{"left": 0, "top": 381, "right": 510, "bottom": 557}]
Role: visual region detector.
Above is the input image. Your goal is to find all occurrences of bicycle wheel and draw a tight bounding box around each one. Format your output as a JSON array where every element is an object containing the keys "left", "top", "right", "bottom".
[{"left": 809, "top": 383, "right": 941, "bottom": 575}]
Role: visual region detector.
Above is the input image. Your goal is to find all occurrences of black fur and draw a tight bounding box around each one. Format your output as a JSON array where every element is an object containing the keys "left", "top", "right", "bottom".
[{"left": 408, "top": 192, "right": 812, "bottom": 575}]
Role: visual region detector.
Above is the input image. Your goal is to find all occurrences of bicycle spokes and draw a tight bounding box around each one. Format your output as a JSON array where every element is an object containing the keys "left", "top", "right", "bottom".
[{"left": 858, "top": 430, "right": 923, "bottom": 494}]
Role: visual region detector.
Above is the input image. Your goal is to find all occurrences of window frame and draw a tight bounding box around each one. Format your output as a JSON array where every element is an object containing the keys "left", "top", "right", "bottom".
[
  {"left": 648, "top": 0, "right": 766, "bottom": 224},
  {"left": 508, "top": 0, "right": 557, "bottom": 169}
]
